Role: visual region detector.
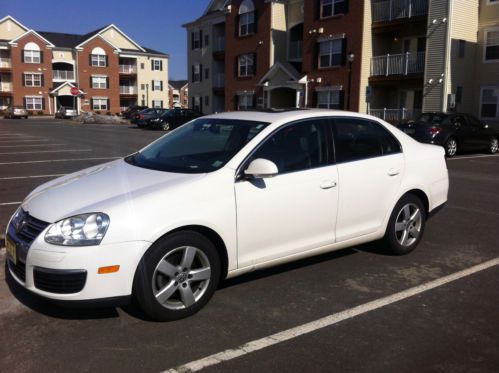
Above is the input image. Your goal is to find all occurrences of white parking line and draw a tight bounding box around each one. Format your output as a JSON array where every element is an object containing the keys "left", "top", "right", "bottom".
[
  {"left": 0, "top": 149, "right": 92, "bottom": 155},
  {"left": 0, "top": 139, "right": 49, "bottom": 143},
  {"left": 0, "top": 156, "right": 120, "bottom": 165},
  {"left": 0, "top": 174, "right": 66, "bottom": 180},
  {"left": 0, "top": 202, "right": 22, "bottom": 206},
  {"left": 448, "top": 154, "right": 499, "bottom": 161},
  {"left": 163, "top": 258, "right": 499, "bottom": 373},
  {"left": 0, "top": 143, "right": 68, "bottom": 148}
]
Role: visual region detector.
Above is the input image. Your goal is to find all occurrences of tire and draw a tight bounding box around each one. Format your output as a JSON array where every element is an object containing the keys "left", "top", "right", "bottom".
[
  {"left": 133, "top": 231, "right": 221, "bottom": 321},
  {"left": 444, "top": 137, "right": 457, "bottom": 157},
  {"left": 161, "top": 122, "right": 170, "bottom": 131},
  {"left": 489, "top": 137, "right": 498, "bottom": 154},
  {"left": 383, "top": 194, "right": 426, "bottom": 255}
]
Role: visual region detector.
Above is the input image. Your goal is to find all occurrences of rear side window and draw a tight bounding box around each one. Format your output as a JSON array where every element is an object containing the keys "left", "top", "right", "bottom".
[{"left": 332, "top": 118, "right": 401, "bottom": 163}]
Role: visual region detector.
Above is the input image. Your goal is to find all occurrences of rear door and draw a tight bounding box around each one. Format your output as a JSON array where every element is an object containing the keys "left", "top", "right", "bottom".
[{"left": 331, "top": 117, "right": 405, "bottom": 241}]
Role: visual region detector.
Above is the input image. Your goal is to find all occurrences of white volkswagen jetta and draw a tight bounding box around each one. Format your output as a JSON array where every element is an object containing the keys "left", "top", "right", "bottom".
[{"left": 5, "top": 110, "right": 448, "bottom": 320}]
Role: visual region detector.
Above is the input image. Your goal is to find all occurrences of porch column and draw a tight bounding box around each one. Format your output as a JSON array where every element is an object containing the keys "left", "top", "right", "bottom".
[
  {"left": 295, "top": 90, "right": 301, "bottom": 108},
  {"left": 266, "top": 89, "right": 271, "bottom": 109},
  {"left": 53, "top": 96, "right": 57, "bottom": 114}
]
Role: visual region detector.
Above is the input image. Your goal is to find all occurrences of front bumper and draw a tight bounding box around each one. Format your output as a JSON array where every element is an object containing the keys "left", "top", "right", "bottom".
[{"left": 6, "top": 219, "right": 151, "bottom": 302}]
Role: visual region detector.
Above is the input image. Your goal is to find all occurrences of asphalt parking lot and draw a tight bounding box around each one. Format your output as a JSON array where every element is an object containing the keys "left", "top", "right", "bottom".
[{"left": 1, "top": 118, "right": 498, "bottom": 373}]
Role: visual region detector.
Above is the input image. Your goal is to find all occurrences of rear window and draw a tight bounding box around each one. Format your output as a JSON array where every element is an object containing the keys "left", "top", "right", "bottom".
[{"left": 416, "top": 114, "right": 448, "bottom": 124}]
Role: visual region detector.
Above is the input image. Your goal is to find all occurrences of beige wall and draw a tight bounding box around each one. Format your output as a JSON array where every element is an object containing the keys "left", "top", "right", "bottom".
[
  {"left": 135, "top": 55, "right": 169, "bottom": 108},
  {"left": 271, "top": 2, "right": 287, "bottom": 64},
  {"left": 358, "top": 0, "right": 372, "bottom": 114},
  {"left": 51, "top": 50, "right": 75, "bottom": 63},
  {"left": 101, "top": 27, "right": 140, "bottom": 50},
  {"left": 287, "top": 0, "right": 304, "bottom": 27},
  {"left": 0, "top": 17, "right": 27, "bottom": 41}
]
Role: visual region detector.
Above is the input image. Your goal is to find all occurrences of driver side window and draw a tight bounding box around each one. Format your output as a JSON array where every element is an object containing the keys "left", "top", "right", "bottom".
[{"left": 251, "top": 119, "right": 330, "bottom": 174}]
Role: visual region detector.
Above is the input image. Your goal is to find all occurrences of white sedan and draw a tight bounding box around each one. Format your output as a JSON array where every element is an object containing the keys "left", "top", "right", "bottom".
[{"left": 5, "top": 110, "right": 448, "bottom": 320}]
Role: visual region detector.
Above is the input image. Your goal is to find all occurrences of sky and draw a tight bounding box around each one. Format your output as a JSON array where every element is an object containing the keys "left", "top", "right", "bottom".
[{"left": 1, "top": 0, "right": 208, "bottom": 80}]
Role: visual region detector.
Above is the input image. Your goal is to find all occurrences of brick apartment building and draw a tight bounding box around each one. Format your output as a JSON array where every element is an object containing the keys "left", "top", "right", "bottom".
[
  {"left": 184, "top": 0, "right": 499, "bottom": 125},
  {"left": 0, "top": 15, "right": 169, "bottom": 115},
  {"left": 168, "top": 80, "right": 189, "bottom": 108}
]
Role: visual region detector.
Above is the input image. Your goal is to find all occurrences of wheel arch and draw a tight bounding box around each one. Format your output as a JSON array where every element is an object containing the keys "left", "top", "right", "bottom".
[{"left": 401, "top": 188, "right": 430, "bottom": 215}]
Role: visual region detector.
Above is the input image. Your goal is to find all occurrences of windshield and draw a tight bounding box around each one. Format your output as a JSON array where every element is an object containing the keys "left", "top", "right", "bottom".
[
  {"left": 126, "top": 118, "right": 269, "bottom": 173},
  {"left": 416, "top": 113, "right": 448, "bottom": 124}
]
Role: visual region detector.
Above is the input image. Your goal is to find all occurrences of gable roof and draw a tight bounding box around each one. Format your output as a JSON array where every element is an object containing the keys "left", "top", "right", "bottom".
[
  {"left": 37, "top": 31, "right": 84, "bottom": 48},
  {"left": 8, "top": 29, "right": 56, "bottom": 47},
  {"left": 257, "top": 62, "right": 304, "bottom": 86},
  {"left": 169, "top": 80, "right": 188, "bottom": 90},
  {"left": 0, "top": 15, "right": 29, "bottom": 33},
  {"left": 75, "top": 24, "right": 145, "bottom": 52}
]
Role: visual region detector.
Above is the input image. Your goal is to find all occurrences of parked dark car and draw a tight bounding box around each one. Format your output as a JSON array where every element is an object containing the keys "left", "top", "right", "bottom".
[
  {"left": 122, "top": 105, "right": 148, "bottom": 119},
  {"left": 398, "top": 113, "right": 499, "bottom": 157},
  {"left": 132, "top": 108, "right": 166, "bottom": 127},
  {"left": 146, "top": 109, "right": 203, "bottom": 131},
  {"left": 55, "top": 106, "right": 78, "bottom": 119},
  {"left": 4, "top": 105, "right": 28, "bottom": 119}
]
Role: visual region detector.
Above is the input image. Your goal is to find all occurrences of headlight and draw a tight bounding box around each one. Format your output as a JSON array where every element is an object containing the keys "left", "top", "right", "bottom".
[{"left": 45, "top": 213, "right": 110, "bottom": 246}]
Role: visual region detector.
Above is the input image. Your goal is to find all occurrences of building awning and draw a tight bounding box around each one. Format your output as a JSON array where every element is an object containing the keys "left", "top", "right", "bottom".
[
  {"left": 49, "top": 81, "right": 86, "bottom": 96},
  {"left": 258, "top": 62, "right": 305, "bottom": 87}
]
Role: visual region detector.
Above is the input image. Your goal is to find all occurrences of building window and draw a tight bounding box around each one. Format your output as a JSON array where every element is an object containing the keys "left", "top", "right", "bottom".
[
  {"left": 205, "top": 96, "right": 209, "bottom": 106},
  {"left": 152, "top": 100, "right": 163, "bottom": 108},
  {"left": 193, "top": 64, "right": 201, "bottom": 82},
  {"left": 458, "top": 40, "right": 466, "bottom": 58},
  {"left": 238, "top": 0, "right": 256, "bottom": 36},
  {"left": 480, "top": 87, "right": 499, "bottom": 118},
  {"left": 141, "top": 84, "right": 145, "bottom": 90},
  {"left": 152, "top": 59, "right": 162, "bottom": 71},
  {"left": 23, "top": 42, "right": 41, "bottom": 63},
  {"left": 237, "top": 93, "right": 254, "bottom": 110},
  {"left": 92, "top": 76, "right": 107, "bottom": 89},
  {"left": 319, "top": 39, "right": 343, "bottom": 68},
  {"left": 24, "top": 73, "right": 42, "bottom": 87},
  {"left": 90, "top": 47, "right": 107, "bottom": 67},
  {"left": 238, "top": 54, "right": 255, "bottom": 77},
  {"left": 140, "top": 62, "right": 145, "bottom": 69},
  {"left": 193, "top": 96, "right": 201, "bottom": 111},
  {"left": 485, "top": 29, "right": 499, "bottom": 62},
  {"left": 92, "top": 98, "right": 108, "bottom": 110},
  {"left": 152, "top": 80, "right": 163, "bottom": 91},
  {"left": 192, "top": 31, "right": 201, "bottom": 49},
  {"left": 321, "top": 0, "right": 347, "bottom": 18},
  {"left": 25, "top": 96, "right": 43, "bottom": 110},
  {"left": 205, "top": 68, "right": 210, "bottom": 80},
  {"left": 317, "top": 89, "right": 342, "bottom": 109},
  {"left": 455, "top": 86, "right": 463, "bottom": 104}
]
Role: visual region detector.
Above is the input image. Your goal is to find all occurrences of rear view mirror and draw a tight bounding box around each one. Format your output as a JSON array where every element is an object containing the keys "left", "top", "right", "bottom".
[{"left": 244, "top": 159, "right": 278, "bottom": 179}]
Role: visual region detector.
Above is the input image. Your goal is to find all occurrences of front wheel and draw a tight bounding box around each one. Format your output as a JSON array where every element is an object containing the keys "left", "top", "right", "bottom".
[
  {"left": 489, "top": 137, "right": 498, "bottom": 154},
  {"left": 133, "top": 231, "right": 220, "bottom": 321},
  {"left": 383, "top": 194, "right": 426, "bottom": 255},
  {"left": 161, "top": 122, "right": 170, "bottom": 131},
  {"left": 444, "top": 137, "right": 457, "bottom": 157}
]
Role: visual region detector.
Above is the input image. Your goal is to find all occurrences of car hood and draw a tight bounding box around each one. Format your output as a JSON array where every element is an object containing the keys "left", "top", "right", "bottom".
[{"left": 22, "top": 159, "right": 205, "bottom": 223}]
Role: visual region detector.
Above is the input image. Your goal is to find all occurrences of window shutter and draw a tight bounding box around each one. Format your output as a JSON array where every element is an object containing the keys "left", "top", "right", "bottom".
[
  {"left": 151, "top": 80, "right": 154, "bottom": 91},
  {"left": 105, "top": 55, "right": 108, "bottom": 67},
  {"left": 90, "top": 76, "right": 93, "bottom": 88},
  {"left": 41, "top": 74, "right": 45, "bottom": 87},
  {"left": 22, "top": 74, "right": 26, "bottom": 86},
  {"left": 200, "top": 30, "right": 203, "bottom": 47},
  {"left": 40, "top": 51, "right": 44, "bottom": 63},
  {"left": 89, "top": 54, "right": 92, "bottom": 66},
  {"left": 91, "top": 98, "right": 94, "bottom": 109},
  {"left": 107, "top": 99, "right": 110, "bottom": 110},
  {"left": 23, "top": 97, "right": 27, "bottom": 109},
  {"left": 341, "top": 38, "right": 347, "bottom": 66},
  {"left": 106, "top": 77, "right": 109, "bottom": 89},
  {"left": 191, "top": 32, "right": 195, "bottom": 50},
  {"left": 42, "top": 97, "right": 45, "bottom": 110},
  {"left": 200, "top": 64, "right": 203, "bottom": 82},
  {"left": 191, "top": 65, "right": 194, "bottom": 82},
  {"left": 315, "top": 0, "right": 322, "bottom": 19},
  {"left": 254, "top": 10, "right": 258, "bottom": 33},
  {"left": 312, "top": 91, "right": 318, "bottom": 108},
  {"left": 160, "top": 60, "right": 163, "bottom": 71},
  {"left": 314, "top": 43, "right": 319, "bottom": 69},
  {"left": 22, "top": 50, "right": 25, "bottom": 63},
  {"left": 252, "top": 53, "right": 257, "bottom": 75},
  {"left": 234, "top": 95, "right": 238, "bottom": 110},
  {"left": 343, "top": 0, "right": 349, "bottom": 14},
  {"left": 339, "top": 90, "right": 345, "bottom": 110},
  {"left": 160, "top": 81, "right": 163, "bottom": 91},
  {"left": 235, "top": 56, "right": 239, "bottom": 77},
  {"left": 151, "top": 59, "right": 154, "bottom": 70}
]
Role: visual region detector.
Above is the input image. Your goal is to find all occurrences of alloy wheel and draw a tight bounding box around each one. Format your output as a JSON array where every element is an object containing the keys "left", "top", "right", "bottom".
[
  {"left": 446, "top": 139, "right": 457, "bottom": 157},
  {"left": 394, "top": 203, "right": 423, "bottom": 247},
  {"left": 162, "top": 122, "right": 170, "bottom": 131},
  {"left": 152, "top": 246, "right": 211, "bottom": 310},
  {"left": 490, "top": 138, "right": 498, "bottom": 154}
]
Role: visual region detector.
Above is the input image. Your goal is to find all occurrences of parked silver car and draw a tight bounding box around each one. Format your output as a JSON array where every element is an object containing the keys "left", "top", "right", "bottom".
[
  {"left": 4, "top": 106, "right": 28, "bottom": 119},
  {"left": 55, "top": 106, "right": 78, "bottom": 119}
]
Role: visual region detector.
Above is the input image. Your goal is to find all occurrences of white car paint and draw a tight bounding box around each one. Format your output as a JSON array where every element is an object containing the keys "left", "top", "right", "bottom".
[{"left": 6, "top": 110, "right": 448, "bottom": 302}]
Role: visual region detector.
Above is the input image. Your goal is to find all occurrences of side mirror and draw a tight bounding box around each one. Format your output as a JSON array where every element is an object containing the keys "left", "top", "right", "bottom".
[{"left": 244, "top": 159, "right": 278, "bottom": 179}]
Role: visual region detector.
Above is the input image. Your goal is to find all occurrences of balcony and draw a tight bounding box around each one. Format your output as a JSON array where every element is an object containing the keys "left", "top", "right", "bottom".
[
  {"left": 370, "top": 52, "right": 425, "bottom": 77},
  {"left": 213, "top": 73, "right": 225, "bottom": 95},
  {"left": 369, "top": 108, "right": 422, "bottom": 122},
  {"left": 214, "top": 37, "right": 225, "bottom": 53},
  {"left": 372, "top": 0, "right": 428, "bottom": 23},
  {"left": 0, "top": 58, "right": 12, "bottom": 69},
  {"left": 53, "top": 70, "right": 75, "bottom": 81},
  {"left": 289, "top": 41, "right": 303, "bottom": 61},
  {"left": 119, "top": 65, "right": 137, "bottom": 74},
  {"left": 120, "top": 86, "right": 137, "bottom": 95},
  {"left": 0, "top": 82, "right": 13, "bottom": 93}
]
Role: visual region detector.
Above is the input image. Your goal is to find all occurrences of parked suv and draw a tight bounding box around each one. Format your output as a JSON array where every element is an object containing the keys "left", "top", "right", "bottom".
[
  {"left": 5, "top": 110, "right": 448, "bottom": 321},
  {"left": 4, "top": 105, "right": 28, "bottom": 119},
  {"left": 146, "top": 108, "right": 203, "bottom": 130},
  {"left": 55, "top": 107, "right": 78, "bottom": 119},
  {"left": 398, "top": 112, "right": 499, "bottom": 157}
]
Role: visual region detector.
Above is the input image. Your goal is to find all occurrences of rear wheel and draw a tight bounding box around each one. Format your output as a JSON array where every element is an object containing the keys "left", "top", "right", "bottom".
[
  {"left": 133, "top": 231, "right": 220, "bottom": 321},
  {"left": 383, "top": 194, "right": 426, "bottom": 255},
  {"left": 489, "top": 137, "right": 498, "bottom": 154},
  {"left": 161, "top": 122, "right": 170, "bottom": 131},
  {"left": 444, "top": 137, "right": 457, "bottom": 157}
]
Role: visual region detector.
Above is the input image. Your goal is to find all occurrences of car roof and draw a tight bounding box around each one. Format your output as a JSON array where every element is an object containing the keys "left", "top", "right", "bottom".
[{"left": 201, "top": 109, "right": 360, "bottom": 123}]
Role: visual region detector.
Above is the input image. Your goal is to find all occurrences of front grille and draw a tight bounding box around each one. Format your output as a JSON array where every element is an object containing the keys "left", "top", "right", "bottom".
[
  {"left": 33, "top": 267, "right": 87, "bottom": 294},
  {"left": 8, "top": 259, "right": 26, "bottom": 282},
  {"left": 16, "top": 212, "right": 50, "bottom": 244}
]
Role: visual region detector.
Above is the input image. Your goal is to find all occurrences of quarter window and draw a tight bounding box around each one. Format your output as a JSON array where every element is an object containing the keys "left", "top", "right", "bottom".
[
  {"left": 251, "top": 120, "right": 329, "bottom": 174},
  {"left": 332, "top": 118, "right": 401, "bottom": 163},
  {"left": 319, "top": 39, "right": 343, "bottom": 68}
]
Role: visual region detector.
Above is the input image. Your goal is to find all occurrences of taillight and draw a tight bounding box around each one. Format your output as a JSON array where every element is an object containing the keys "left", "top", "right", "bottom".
[
  {"left": 139, "top": 114, "right": 144, "bottom": 119},
  {"left": 427, "top": 126, "right": 442, "bottom": 136}
]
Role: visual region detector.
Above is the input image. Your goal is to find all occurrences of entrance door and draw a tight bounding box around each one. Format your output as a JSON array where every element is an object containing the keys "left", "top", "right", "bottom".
[
  {"left": 270, "top": 87, "right": 296, "bottom": 109},
  {"left": 235, "top": 118, "right": 338, "bottom": 267}
]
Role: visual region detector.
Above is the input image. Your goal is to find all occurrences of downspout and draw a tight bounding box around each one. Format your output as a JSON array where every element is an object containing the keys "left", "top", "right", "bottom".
[{"left": 442, "top": 0, "right": 453, "bottom": 112}]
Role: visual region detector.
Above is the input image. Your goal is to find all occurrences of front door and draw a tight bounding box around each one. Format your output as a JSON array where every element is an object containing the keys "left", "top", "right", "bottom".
[{"left": 235, "top": 118, "right": 338, "bottom": 267}]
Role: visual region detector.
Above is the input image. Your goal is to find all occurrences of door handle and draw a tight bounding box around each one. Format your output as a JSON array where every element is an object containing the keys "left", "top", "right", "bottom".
[
  {"left": 387, "top": 168, "right": 400, "bottom": 176},
  {"left": 320, "top": 180, "right": 337, "bottom": 189}
]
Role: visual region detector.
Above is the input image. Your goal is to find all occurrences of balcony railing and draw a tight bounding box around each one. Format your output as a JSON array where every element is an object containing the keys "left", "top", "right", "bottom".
[
  {"left": 0, "top": 82, "right": 13, "bottom": 92},
  {"left": 0, "top": 58, "right": 12, "bottom": 68},
  {"left": 289, "top": 40, "right": 303, "bottom": 61},
  {"left": 213, "top": 37, "right": 225, "bottom": 53},
  {"left": 120, "top": 86, "right": 137, "bottom": 94},
  {"left": 213, "top": 73, "right": 225, "bottom": 88},
  {"left": 369, "top": 108, "right": 422, "bottom": 122},
  {"left": 53, "top": 70, "right": 75, "bottom": 81},
  {"left": 119, "top": 65, "right": 137, "bottom": 74},
  {"left": 372, "top": 0, "right": 428, "bottom": 23},
  {"left": 371, "top": 52, "right": 425, "bottom": 77}
]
